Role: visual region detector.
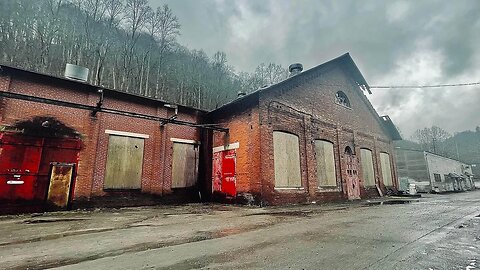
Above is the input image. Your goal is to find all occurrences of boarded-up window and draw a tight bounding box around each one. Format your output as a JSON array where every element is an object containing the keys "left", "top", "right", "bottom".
[
  {"left": 104, "top": 135, "right": 144, "bottom": 189},
  {"left": 360, "top": 148, "right": 375, "bottom": 187},
  {"left": 273, "top": 131, "right": 301, "bottom": 188},
  {"left": 315, "top": 140, "right": 337, "bottom": 187},
  {"left": 171, "top": 142, "right": 199, "bottom": 188},
  {"left": 380, "top": 152, "right": 393, "bottom": 186}
]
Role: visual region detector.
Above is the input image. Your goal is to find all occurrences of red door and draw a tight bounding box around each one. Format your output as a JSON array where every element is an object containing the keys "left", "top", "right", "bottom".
[
  {"left": 0, "top": 133, "right": 81, "bottom": 205},
  {"left": 0, "top": 134, "right": 43, "bottom": 201},
  {"left": 212, "top": 149, "right": 237, "bottom": 197},
  {"left": 344, "top": 148, "right": 360, "bottom": 200}
]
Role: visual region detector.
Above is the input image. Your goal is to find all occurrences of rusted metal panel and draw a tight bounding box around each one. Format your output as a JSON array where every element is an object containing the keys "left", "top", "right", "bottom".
[
  {"left": 212, "top": 151, "right": 222, "bottom": 193},
  {"left": 273, "top": 131, "right": 301, "bottom": 187},
  {"left": 171, "top": 143, "right": 199, "bottom": 188},
  {"left": 360, "top": 148, "right": 375, "bottom": 186},
  {"left": 380, "top": 152, "right": 393, "bottom": 186},
  {"left": 104, "top": 135, "right": 144, "bottom": 189},
  {"left": 47, "top": 163, "right": 75, "bottom": 208},
  {"left": 315, "top": 140, "right": 336, "bottom": 187}
]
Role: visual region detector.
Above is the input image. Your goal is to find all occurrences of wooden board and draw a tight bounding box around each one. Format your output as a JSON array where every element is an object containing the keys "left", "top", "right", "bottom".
[
  {"left": 171, "top": 142, "right": 199, "bottom": 188},
  {"left": 380, "top": 152, "right": 393, "bottom": 186},
  {"left": 315, "top": 140, "right": 337, "bottom": 187},
  {"left": 360, "top": 148, "right": 375, "bottom": 186},
  {"left": 104, "top": 135, "right": 144, "bottom": 189},
  {"left": 273, "top": 131, "right": 301, "bottom": 188}
]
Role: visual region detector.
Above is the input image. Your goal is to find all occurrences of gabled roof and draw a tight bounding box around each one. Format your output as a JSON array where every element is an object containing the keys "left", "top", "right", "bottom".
[
  {"left": 208, "top": 53, "right": 370, "bottom": 116},
  {"left": 208, "top": 53, "right": 403, "bottom": 141}
]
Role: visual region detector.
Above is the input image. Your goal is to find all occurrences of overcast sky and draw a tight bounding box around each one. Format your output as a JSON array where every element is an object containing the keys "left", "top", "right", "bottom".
[{"left": 151, "top": 0, "right": 480, "bottom": 137}]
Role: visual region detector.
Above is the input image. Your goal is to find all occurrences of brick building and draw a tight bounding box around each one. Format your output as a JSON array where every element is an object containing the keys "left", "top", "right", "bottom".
[
  {"left": 0, "top": 53, "right": 401, "bottom": 211},
  {"left": 207, "top": 53, "right": 401, "bottom": 205},
  {"left": 0, "top": 65, "right": 220, "bottom": 212}
]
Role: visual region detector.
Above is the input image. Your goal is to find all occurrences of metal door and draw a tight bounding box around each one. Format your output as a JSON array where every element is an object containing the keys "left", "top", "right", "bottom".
[
  {"left": 0, "top": 134, "right": 43, "bottom": 201},
  {"left": 221, "top": 150, "right": 236, "bottom": 197},
  {"left": 344, "top": 147, "right": 360, "bottom": 200},
  {"left": 212, "top": 149, "right": 237, "bottom": 197},
  {"left": 0, "top": 133, "right": 80, "bottom": 205}
]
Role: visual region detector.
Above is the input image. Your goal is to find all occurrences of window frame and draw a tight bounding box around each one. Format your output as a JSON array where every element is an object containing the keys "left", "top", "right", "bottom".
[
  {"left": 360, "top": 148, "right": 376, "bottom": 187},
  {"left": 314, "top": 139, "right": 338, "bottom": 189},
  {"left": 335, "top": 91, "right": 352, "bottom": 109},
  {"left": 379, "top": 152, "right": 393, "bottom": 187},
  {"left": 272, "top": 131, "right": 302, "bottom": 189}
]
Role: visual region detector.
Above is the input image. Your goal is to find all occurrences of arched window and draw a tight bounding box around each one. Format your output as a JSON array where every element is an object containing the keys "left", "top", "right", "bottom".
[
  {"left": 273, "top": 131, "right": 302, "bottom": 188},
  {"left": 315, "top": 140, "right": 337, "bottom": 187},
  {"left": 360, "top": 148, "right": 375, "bottom": 187},
  {"left": 380, "top": 152, "right": 393, "bottom": 186},
  {"left": 335, "top": 91, "right": 351, "bottom": 108}
]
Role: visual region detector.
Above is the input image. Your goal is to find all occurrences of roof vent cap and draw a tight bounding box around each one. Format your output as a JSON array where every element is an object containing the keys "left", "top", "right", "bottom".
[
  {"left": 64, "top": 63, "right": 89, "bottom": 82},
  {"left": 237, "top": 91, "right": 246, "bottom": 98},
  {"left": 288, "top": 63, "right": 303, "bottom": 77}
]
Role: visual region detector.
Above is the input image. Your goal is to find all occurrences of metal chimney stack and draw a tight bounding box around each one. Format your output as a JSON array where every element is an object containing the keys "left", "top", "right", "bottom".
[{"left": 288, "top": 63, "right": 303, "bottom": 77}]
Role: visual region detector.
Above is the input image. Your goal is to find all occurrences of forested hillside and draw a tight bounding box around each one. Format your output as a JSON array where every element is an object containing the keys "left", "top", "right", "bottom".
[{"left": 0, "top": 0, "right": 288, "bottom": 110}]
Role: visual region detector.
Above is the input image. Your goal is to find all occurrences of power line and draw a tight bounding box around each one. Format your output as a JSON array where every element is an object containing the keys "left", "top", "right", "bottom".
[{"left": 370, "top": 82, "right": 480, "bottom": 89}]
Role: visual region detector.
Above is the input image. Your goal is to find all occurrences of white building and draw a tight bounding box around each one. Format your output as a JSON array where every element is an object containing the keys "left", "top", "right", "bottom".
[{"left": 395, "top": 149, "right": 475, "bottom": 193}]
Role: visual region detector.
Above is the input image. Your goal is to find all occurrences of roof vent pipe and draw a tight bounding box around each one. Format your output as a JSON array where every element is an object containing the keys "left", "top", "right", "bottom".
[
  {"left": 288, "top": 63, "right": 303, "bottom": 77},
  {"left": 64, "top": 63, "right": 89, "bottom": 82},
  {"left": 237, "top": 91, "right": 246, "bottom": 98}
]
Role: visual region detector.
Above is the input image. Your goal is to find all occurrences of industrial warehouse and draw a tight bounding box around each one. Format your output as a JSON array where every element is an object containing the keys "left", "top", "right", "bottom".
[{"left": 0, "top": 53, "right": 401, "bottom": 212}]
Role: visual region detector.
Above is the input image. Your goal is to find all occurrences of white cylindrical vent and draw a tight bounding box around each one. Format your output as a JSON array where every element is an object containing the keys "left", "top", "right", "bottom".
[{"left": 64, "top": 63, "right": 89, "bottom": 82}]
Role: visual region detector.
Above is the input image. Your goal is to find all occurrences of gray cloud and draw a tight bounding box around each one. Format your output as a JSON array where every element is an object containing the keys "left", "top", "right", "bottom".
[{"left": 150, "top": 0, "right": 480, "bottom": 137}]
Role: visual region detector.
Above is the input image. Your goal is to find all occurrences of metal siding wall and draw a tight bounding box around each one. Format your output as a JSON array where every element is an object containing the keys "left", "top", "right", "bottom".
[
  {"left": 360, "top": 148, "right": 375, "bottom": 186},
  {"left": 104, "top": 135, "right": 144, "bottom": 189},
  {"left": 315, "top": 140, "right": 336, "bottom": 187},
  {"left": 380, "top": 152, "right": 393, "bottom": 186},
  {"left": 273, "top": 131, "right": 301, "bottom": 187}
]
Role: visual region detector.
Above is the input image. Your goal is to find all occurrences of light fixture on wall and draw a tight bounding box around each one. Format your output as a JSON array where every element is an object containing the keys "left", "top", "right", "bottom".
[{"left": 161, "top": 104, "right": 178, "bottom": 126}]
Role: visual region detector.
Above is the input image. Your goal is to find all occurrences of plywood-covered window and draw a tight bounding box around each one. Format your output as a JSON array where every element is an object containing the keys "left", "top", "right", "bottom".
[
  {"left": 273, "top": 131, "right": 301, "bottom": 188},
  {"left": 315, "top": 140, "right": 337, "bottom": 187},
  {"left": 104, "top": 135, "right": 145, "bottom": 189},
  {"left": 360, "top": 148, "right": 375, "bottom": 187},
  {"left": 380, "top": 152, "right": 393, "bottom": 186},
  {"left": 171, "top": 142, "right": 199, "bottom": 188}
]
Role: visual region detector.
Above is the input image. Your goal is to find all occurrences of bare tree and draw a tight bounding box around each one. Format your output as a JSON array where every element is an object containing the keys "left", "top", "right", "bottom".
[{"left": 411, "top": 126, "right": 451, "bottom": 154}]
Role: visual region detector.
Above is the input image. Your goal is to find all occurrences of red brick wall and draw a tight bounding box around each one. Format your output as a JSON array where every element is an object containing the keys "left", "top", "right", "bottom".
[
  {"left": 256, "top": 63, "right": 398, "bottom": 205},
  {"left": 212, "top": 106, "right": 261, "bottom": 197},
  {"left": 212, "top": 62, "right": 399, "bottom": 205},
  {"left": 0, "top": 71, "right": 203, "bottom": 203}
]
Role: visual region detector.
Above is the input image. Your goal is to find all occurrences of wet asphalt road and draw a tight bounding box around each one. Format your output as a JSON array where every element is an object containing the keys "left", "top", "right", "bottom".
[{"left": 54, "top": 191, "right": 480, "bottom": 270}]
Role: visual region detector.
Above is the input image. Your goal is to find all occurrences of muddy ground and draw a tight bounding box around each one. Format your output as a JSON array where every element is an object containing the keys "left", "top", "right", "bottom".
[{"left": 0, "top": 191, "right": 479, "bottom": 270}]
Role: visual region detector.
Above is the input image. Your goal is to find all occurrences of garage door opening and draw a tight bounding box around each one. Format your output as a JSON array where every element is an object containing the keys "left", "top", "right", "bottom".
[{"left": 0, "top": 117, "right": 81, "bottom": 213}]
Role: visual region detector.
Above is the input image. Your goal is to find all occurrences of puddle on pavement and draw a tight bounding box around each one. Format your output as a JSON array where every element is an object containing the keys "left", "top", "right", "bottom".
[
  {"left": 364, "top": 200, "right": 414, "bottom": 206},
  {"left": 246, "top": 210, "right": 313, "bottom": 217}
]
